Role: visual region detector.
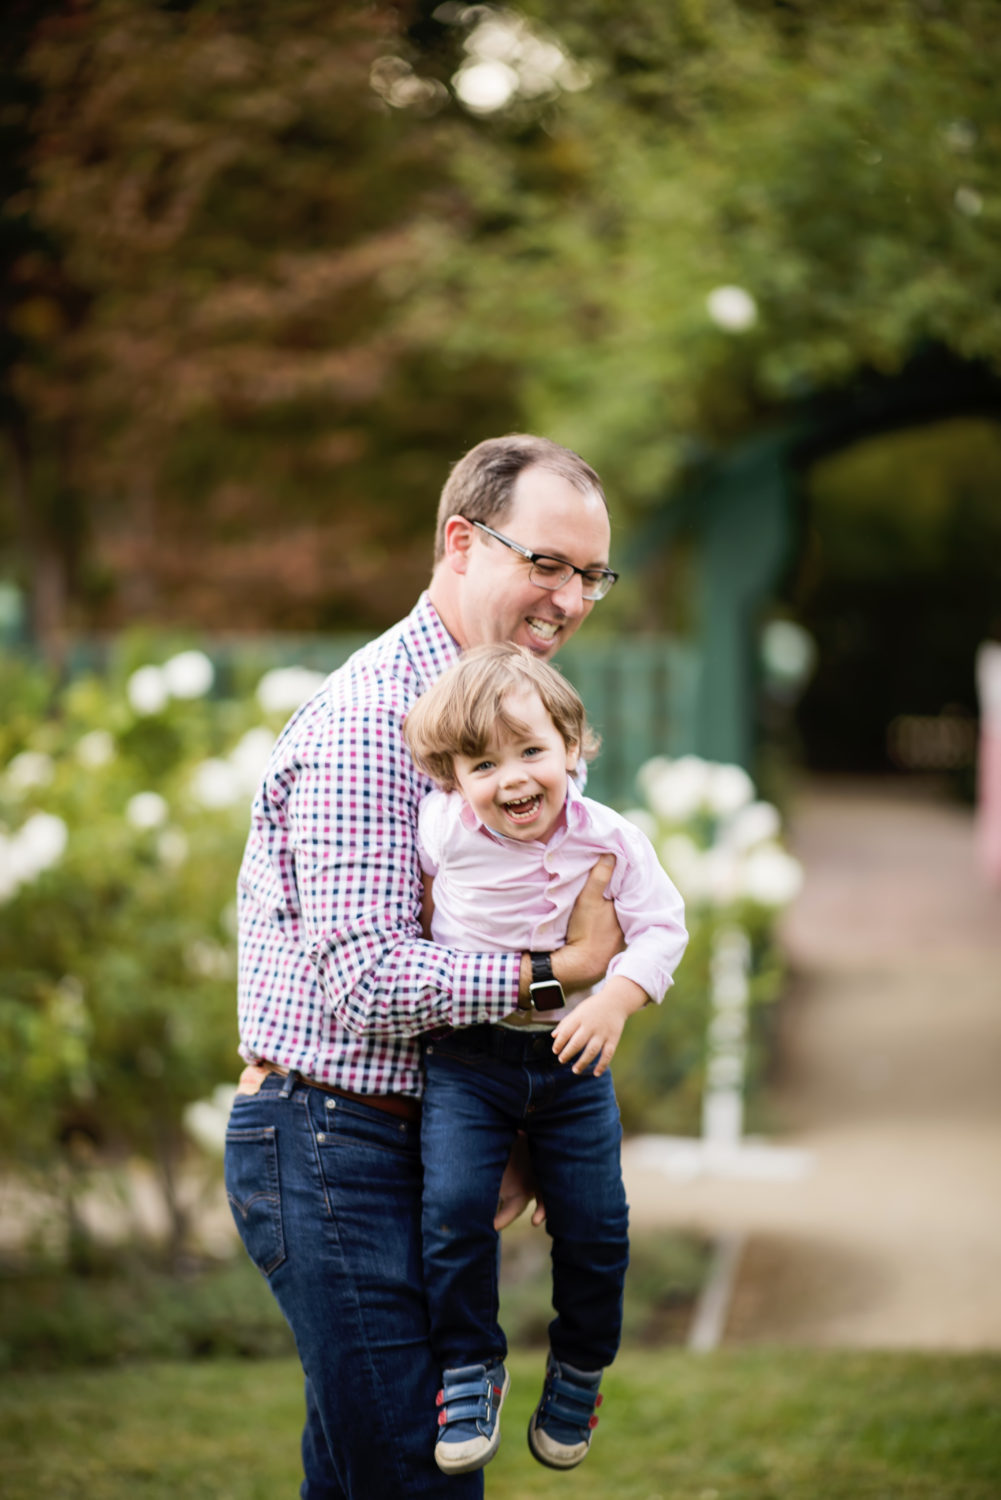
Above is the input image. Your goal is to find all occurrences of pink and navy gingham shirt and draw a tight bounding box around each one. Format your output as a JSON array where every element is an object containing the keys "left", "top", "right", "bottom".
[
  {"left": 418, "top": 779, "right": 688, "bottom": 1026},
  {"left": 236, "top": 592, "right": 522, "bottom": 1097}
]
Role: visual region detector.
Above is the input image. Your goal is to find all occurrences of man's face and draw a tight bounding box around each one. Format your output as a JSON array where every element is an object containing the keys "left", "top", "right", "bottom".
[{"left": 451, "top": 466, "right": 612, "bottom": 660}]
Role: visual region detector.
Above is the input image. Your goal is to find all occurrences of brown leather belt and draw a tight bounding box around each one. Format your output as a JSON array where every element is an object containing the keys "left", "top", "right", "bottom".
[{"left": 261, "top": 1062, "right": 420, "bottom": 1123}]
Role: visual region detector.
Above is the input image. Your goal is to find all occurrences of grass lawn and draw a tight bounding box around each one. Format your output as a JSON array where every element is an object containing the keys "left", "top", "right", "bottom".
[{"left": 2, "top": 1348, "right": 999, "bottom": 1499}]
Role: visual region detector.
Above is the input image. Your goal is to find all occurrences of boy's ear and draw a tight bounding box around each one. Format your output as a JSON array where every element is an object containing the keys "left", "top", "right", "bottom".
[{"left": 565, "top": 740, "right": 580, "bottom": 772}]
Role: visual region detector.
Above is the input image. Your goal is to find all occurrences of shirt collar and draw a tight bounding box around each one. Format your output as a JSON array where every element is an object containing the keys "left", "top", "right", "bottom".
[{"left": 407, "top": 591, "right": 462, "bottom": 694}]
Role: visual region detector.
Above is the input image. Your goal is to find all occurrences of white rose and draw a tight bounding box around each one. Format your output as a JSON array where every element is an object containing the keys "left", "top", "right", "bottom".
[
  {"left": 157, "top": 827, "right": 189, "bottom": 868},
  {"left": 644, "top": 755, "right": 712, "bottom": 823},
  {"left": 15, "top": 811, "right": 69, "bottom": 879},
  {"left": 5, "top": 750, "right": 55, "bottom": 792},
  {"left": 256, "top": 667, "right": 327, "bottom": 715},
  {"left": 76, "top": 730, "right": 115, "bottom": 768},
  {"left": 190, "top": 758, "right": 243, "bottom": 809},
  {"left": 622, "top": 807, "right": 657, "bottom": 840},
  {"left": 128, "top": 665, "right": 169, "bottom": 715},
  {"left": 723, "top": 800, "right": 782, "bottom": 851},
  {"left": 184, "top": 1084, "right": 237, "bottom": 1156},
  {"left": 229, "top": 727, "right": 275, "bottom": 791},
  {"left": 163, "top": 649, "right": 215, "bottom": 699},
  {"left": 706, "top": 284, "right": 758, "bottom": 332},
  {"left": 126, "top": 791, "right": 169, "bottom": 830},
  {"left": 705, "top": 763, "right": 755, "bottom": 818},
  {"left": 740, "top": 845, "right": 804, "bottom": 907}
]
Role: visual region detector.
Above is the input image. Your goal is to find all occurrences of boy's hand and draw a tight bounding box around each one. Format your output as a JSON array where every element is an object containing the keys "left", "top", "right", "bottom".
[{"left": 550, "top": 976, "right": 648, "bottom": 1077}]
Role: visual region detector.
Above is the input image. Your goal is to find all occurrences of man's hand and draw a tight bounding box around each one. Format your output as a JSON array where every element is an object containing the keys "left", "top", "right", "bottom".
[
  {"left": 550, "top": 976, "right": 649, "bottom": 1077},
  {"left": 551, "top": 854, "right": 625, "bottom": 996},
  {"left": 493, "top": 1133, "right": 546, "bottom": 1230}
]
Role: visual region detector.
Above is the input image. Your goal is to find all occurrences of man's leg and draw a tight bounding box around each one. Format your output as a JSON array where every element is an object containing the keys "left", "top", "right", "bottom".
[{"left": 224, "top": 1071, "right": 483, "bottom": 1500}]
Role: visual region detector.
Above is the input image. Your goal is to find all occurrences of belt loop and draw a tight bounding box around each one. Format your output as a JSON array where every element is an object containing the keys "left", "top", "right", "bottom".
[{"left": 279, "top": 1068, "right": 301, "bottom": 1099}]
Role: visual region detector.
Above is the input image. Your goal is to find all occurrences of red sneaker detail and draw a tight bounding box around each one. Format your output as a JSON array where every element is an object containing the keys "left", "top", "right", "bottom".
[
  {"left": 595, "top": 1393, "right": 604, "bottom": 1407},
  {"left": 588, "top": 1414, "right": 599, "bottom": 1429}
]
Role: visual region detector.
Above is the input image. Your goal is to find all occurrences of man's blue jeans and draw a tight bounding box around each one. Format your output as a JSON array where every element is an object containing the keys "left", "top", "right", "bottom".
[
  {"left": 421, "top": 1025, "right": 630, "bottom": 1375},
  {"left": 223, "top": 1070, "right": 482, "bottom": 1500}
]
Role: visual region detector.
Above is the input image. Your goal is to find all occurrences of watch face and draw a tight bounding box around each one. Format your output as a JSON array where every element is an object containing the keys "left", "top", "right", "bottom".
[{"left": 529, "top": 980, "right": 565, "bottom": 1012}]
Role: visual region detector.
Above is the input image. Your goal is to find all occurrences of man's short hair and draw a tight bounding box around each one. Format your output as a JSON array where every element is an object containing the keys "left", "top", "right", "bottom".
[
  {"left": 433, "top": 434, "right": 607, "bottom": 565},
  {"left": 404, "top": 642, "right": 600, "bottom": 792}
]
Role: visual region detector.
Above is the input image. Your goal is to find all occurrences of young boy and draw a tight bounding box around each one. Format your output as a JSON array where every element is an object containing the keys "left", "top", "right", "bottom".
[{"left": 404, "top": 643, "right": 687, "bottom": 1476}]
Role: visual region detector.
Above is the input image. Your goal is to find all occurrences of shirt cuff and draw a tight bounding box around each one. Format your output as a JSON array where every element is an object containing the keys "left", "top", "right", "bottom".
[{"left": 448, "top": 946, "right": 523, "bottom": 1027}]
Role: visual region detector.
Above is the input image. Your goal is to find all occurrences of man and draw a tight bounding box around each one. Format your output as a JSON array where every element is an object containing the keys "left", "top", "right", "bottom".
[{"left": 224, "top": 435, "right": 625, "bottom": 1497}]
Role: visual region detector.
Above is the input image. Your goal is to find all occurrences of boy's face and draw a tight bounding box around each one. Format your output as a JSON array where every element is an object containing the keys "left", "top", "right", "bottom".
[{"left": 452, "top": 688, "right": 579, "bottom": 845}]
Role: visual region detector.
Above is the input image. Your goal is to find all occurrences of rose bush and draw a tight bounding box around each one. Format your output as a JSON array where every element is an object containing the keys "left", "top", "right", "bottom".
[
  {"left": 0, "top": 647, "right": 802, "bottom": 1256},
  {"left": 611, "top": 754, "right": 802, "bottom": 1135},
  {"left": 0, "top": 646, "right": 325, "bottom": 1260}
]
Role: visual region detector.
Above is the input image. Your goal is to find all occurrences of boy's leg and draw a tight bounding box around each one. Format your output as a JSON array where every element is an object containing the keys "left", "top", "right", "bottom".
[
  {"left": 224, "top": 1071, "right": 483, "bottom": 1500},
  {"left": 420, "top": 1031, "right": 522, "bottom": 1370},
  {"left": 525, "top": 1064, "right": 630, "bottom": 1370}
]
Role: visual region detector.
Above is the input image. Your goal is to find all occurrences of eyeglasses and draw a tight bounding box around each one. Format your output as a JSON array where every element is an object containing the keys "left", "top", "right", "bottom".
[{"left": 466, "top": 519, "right": 619, "bottom": 602}]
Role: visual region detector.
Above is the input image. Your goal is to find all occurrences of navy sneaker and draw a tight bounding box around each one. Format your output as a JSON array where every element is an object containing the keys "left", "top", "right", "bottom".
[
  {"left": 434, "top": 1360, "right": 510, "bottom": 1474},
  {"left": 527, "top": 1353, "right": 603, "bottom": 1469}
]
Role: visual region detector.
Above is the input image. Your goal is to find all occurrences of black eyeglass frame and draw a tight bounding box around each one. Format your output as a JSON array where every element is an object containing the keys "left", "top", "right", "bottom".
[{"left": 465, "top": 519, "right": 619, "bottom": 601}]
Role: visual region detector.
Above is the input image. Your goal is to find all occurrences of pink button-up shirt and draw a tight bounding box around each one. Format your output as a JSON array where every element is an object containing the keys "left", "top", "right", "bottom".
[{"left": 417, "top": 778, "right": 688, "bottom": 1022}]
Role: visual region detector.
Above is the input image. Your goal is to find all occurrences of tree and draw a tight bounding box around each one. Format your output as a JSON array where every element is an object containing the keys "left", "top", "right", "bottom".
[
  {"left": 410, "top": 1, "right": 1001, "bottom": 508},
  {"left": 2, "top": 0, "right": 518, "bottom": 646}
]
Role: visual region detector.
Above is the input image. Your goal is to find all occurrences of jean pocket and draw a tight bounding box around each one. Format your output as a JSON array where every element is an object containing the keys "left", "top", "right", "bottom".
[{"left": 224, "top": 1126, "right": 286, "bottom": 1276}]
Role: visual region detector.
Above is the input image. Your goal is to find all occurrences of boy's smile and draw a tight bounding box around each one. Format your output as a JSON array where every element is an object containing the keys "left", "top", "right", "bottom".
[{"left": 452, "top": 687, "right": 579, "bottom": 845}]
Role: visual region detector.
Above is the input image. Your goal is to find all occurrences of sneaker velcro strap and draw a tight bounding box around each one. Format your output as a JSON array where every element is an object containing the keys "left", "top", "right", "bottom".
[
  {"left": 543, "top": 1374, "right": 600, "bottom": 1410},
  {"left": 541, "top": 1378, "right": 603, "bottom": 1427},
  {"left": 437, "top": 1370, "right": 502, "bottom": 1427}
]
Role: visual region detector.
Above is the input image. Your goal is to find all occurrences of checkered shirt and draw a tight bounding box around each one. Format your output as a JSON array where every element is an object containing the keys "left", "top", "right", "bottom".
[{"left": 236, "top": 592, "right": 522, "bottom": 1097}]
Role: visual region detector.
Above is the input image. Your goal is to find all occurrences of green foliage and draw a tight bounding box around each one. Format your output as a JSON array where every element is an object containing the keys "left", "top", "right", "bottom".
[
  {"left": 5, "top": 2, "right": 1000, "bottom": 640},
  {"left": 412, "top": 0, "right": 1001, "bottom": 513},
  {"left": 0, "top": 643, "right": 286, "bottom": 1251},
  {"left": 612, "top": 754, "right": 799, "bottom": 1135},
  {"left": 0, "top": 1225, "right": 703, "bottom": 1371},
  {"left": 0, "top": 1253, "right": 295, "bottom": 1372}
]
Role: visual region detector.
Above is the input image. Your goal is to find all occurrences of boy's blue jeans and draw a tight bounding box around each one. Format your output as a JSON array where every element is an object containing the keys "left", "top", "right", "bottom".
[
  {"left": 224, "top": 1069, "right": 482, "bottom": 1500},
  {"left": 421, "top": 1024, "right": 630, "bottom": 1374}
]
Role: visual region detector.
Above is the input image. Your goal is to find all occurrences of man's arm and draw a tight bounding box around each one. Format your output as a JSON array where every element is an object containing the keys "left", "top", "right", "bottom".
[{"left": 516, "top": 853, "right": 624, "bottom": 1003}]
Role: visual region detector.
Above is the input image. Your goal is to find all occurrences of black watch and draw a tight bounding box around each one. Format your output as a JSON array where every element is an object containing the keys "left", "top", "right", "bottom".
[{"left": 526, "top": 951, "right": 565, "bottom": 1012}]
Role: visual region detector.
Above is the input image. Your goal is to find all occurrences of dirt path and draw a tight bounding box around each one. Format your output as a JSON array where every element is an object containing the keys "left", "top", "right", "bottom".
[{"left": 623, "top": 776, "right": 1001, "bottom": 1349}]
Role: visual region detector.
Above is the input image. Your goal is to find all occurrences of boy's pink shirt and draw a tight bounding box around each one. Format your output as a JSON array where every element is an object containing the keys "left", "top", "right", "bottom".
[{"left": 417, "top": 779, "right": 688, "bottom": 1020}]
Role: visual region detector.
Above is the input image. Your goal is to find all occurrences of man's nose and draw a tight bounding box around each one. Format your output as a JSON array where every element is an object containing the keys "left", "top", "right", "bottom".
[{"left": 548, "top": 572, "right": 586, "bottom": 615}]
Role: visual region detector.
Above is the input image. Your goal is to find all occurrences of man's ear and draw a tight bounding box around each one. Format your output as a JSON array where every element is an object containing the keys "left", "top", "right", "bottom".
[{"left": 442, "top": 515, "right": 474, "bottom": 574}]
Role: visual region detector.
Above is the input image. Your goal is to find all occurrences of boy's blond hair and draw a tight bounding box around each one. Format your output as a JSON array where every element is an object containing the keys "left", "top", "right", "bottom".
[{"left": 404, "top": 643, "right": 599, "bottom": 792}]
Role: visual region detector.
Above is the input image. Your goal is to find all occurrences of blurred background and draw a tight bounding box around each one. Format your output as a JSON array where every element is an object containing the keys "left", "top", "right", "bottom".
[{"left": 1, "top": 0, "right": 999, "bottom": 1374}]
